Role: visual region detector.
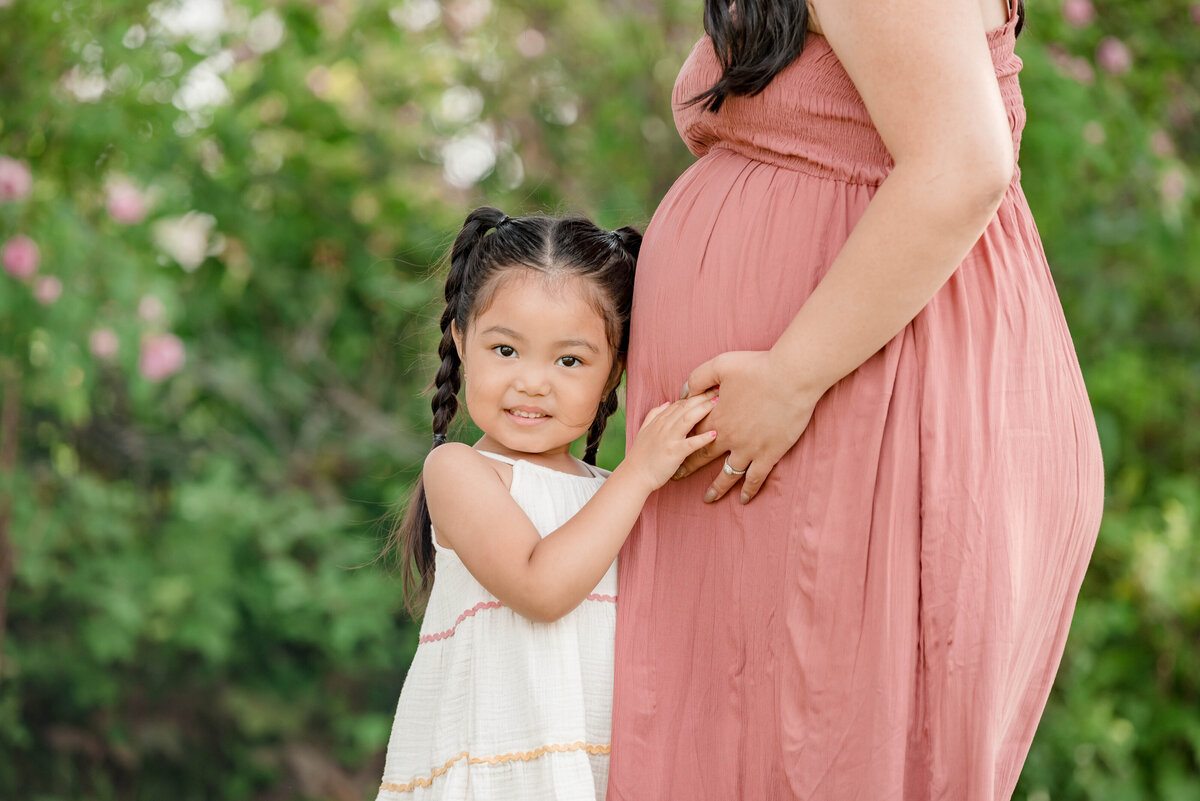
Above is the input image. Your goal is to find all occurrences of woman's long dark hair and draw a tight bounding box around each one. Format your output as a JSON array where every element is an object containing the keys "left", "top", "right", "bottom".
[
  {"left": 689, "top": 0, "right": 1025, "bottom": 113},
  {"left": 388, "top": 207, "right": 641, "bottom": 615}
]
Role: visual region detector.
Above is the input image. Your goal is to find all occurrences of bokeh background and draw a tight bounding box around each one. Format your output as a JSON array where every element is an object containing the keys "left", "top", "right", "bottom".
[{"left": 1, "top": 0, "right": 1197, "bottom": 798}]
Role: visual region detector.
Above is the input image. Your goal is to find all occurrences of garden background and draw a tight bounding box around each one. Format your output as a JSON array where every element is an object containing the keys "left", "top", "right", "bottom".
[{"left": 1, "top": 0, "right": 1197, "bottom": 798}]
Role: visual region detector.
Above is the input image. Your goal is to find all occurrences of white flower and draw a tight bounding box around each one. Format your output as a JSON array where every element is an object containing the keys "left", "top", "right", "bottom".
[
  {"left": 151, "top": 0, "right": 228, "bottom": 43},
  {"left": 441, "top": 127, "right": 496, "bottom": 188},
  {"left": 153, "top": 211, "right": 217, "bottom": 271},
  {"left": 390, "top": 0, "right": 440, "bottom": 32},
  {"left": 246, "top": 10, "right": 286, "bottom": 54}
]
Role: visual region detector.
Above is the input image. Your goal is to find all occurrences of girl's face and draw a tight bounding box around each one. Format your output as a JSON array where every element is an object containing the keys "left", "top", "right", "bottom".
[{"left": 453, "top": 271, "right": 616, "bottom": 460}]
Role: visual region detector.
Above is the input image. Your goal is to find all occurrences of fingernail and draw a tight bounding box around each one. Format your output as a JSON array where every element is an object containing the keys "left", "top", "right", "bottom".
[
  {"left": 740, "top": 493, "right": 750, "bottom": 504},
  {"left": 672, "top": 468, "right": 686, "bottom": 480},
  {"left": 703, "top": 489, "right": 716, "bottom": 503},
  {"left": 709, "top": 430, "right": 718, "bottom": 438},
  {"left": 710, "top": 396, "right": 719, "bottom": 403},
  {"left": 679, "top": 381, "right": 689, "bottom": 399}
]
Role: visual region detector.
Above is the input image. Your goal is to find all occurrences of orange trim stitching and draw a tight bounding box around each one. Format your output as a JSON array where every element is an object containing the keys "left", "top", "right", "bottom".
[
  {"left": 379, "top": 750, "right": 468, "bottom": 794},
  {"left": 378, "top": 741, "right": 611, "bottom": 795}
]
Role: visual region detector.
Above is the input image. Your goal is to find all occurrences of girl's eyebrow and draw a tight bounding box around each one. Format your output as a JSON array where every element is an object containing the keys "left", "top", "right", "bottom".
[
  {"left": 480, "top": 325, "right": 524, "bottom": 340},
  {"left": 555, "top": 338, "right": 599, "bottom": 354},
  {"left": 480, "top": 326, "right": 599, "bottom": 354}
]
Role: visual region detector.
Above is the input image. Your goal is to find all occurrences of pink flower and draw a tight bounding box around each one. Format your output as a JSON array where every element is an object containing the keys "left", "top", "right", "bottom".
[
  {"left": 1067, "top": 56, "right": 1095, "bottom": 85},
  {"left": 516, "top": 28, "right": 546, "bottom": 58},
  {"left": 1096, "top": 37, "right": 1133, "bottom": 76},
  {"left": 1150, "top": 130, "right": 1175, "bottom": 158},
  {"left": 1160, "top": 168, "right": 1187, "bottom": 205},
  {"left": 139, "top": 333, "right": 186, "bottom": 382},
  {"left": 106, "top": 181, "right": 148, "bottom": 224},
  {"left": 90, "top": 328, "right": 120, "bottom": 360},
  {"left": 138, "top": 294, "right": 166, "bottom": 323},
  {"left": 2, "top": 235, "right": 39, "bottom": 280},
  {"left": 1192, "top": 4, "right": 1200, "bottom": 26},
  {"left": 33, "top": 275, "right": 62, "bottom": 305},
  {"left": 1047, "top": 45, "right": 1095, "bottom": 85},
  {"left": 1061, "top": 0, "right": 1095, "bottom": 28},
  {"left": 0, "top": 156, "right": 32, "bottom": 203}
]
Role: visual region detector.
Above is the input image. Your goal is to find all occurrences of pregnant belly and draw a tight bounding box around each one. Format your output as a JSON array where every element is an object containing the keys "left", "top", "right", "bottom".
[{"left": 629, "top": 148, "right": 876, "bottom": 401}]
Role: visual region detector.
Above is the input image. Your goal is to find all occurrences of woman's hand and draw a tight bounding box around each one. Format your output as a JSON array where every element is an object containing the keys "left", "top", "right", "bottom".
[
  {"left": 674, "top": 350, "right": 823, "bottom": 504},
  {"left": 620, "top": 390, "right": 720, "bottom": 494}
]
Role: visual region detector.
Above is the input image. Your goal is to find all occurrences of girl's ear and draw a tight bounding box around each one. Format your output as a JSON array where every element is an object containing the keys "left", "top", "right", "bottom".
[
  {"left": 450, "top": 320, "right": 465, "bottom": 362},
  {"left": 605, "top": 354, "right": 626, "bottom": 395}
]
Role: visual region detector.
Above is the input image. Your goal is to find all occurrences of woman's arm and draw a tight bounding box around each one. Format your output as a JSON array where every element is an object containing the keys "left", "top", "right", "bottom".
[
  {"left": 675, "top": 0, "right": 1015, "bottom": 503},
  {"left": 424, "top": 393, "right": 716, "bottom": 623}
]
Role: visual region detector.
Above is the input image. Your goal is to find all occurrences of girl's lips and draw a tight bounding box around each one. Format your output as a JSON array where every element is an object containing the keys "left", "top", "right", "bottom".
[{"left": 506, "top": 408, "right": 551, "bottom": 426}]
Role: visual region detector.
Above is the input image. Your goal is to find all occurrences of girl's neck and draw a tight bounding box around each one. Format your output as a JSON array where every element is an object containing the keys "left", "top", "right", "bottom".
[{"left": 474, "top": 435, "right": 591, "bottom": 477}]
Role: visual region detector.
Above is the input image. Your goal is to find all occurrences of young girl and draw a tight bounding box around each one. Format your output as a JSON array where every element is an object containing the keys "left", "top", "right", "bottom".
[{"left": 376, "top": 207, "right": 717, "bottom": 800}]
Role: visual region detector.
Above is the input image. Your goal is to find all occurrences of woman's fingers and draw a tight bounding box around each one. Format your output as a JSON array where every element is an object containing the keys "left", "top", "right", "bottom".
[
  {"left": 680, "top": 355, "right": 723, "bottom": 399},
  {"left": 737, "top": 457, "right": 776, "bottom": 504},
  {"left": 703, "top": 448, "right": 782, "bottom": 504},
  {"left": 701, "top": 453, "right": 750, "bottom": 504}
]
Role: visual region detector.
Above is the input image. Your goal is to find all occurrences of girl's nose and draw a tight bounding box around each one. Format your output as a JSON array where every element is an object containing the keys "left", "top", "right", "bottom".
[{"left": 514, "top": 365, "right": 551, "bottom": 395}]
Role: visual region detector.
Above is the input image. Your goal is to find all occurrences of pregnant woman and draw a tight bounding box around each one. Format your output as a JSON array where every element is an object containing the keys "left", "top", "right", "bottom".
[{"left": 609, "top": 0, "right": 1104, "bottom": 798}]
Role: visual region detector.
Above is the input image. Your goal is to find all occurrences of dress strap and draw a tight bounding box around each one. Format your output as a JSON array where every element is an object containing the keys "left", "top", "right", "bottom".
[
  {"left": 477, "top": 450, "right": 517, "bottom": 465},
  {"left": 1008, "top": 0, "right": 1020, "bottom": 23},
  {"left": 576, "top": 459, "right": 604, "bottom": 479}
]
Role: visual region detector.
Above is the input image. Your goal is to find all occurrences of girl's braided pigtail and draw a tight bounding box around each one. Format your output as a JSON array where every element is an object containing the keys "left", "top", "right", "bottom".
[
  {"left": 583, "top": 225, "right": 641, "bottom": 467},
  {"left": 583, "top": 385, "right": 621, "bottom": 466},
  {"left": 390, "top": 206, "right": 507, "bottom": 616},
  {"left": 611, "top": 225, "right": 642, "bottom": 263}
]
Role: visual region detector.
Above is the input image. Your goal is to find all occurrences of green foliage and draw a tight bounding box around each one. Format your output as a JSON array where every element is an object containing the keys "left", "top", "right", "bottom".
[
  {"left": 0, "top": 0, "right": 1195, "bottom": 798},
  {"left": 1010, "top": 1, "right": 1200, "bottom": 798}
]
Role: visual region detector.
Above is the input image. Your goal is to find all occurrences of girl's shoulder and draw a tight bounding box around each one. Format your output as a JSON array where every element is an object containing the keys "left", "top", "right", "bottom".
[{"left": 423, "top": 442, "right": 514, "bottom": 493}]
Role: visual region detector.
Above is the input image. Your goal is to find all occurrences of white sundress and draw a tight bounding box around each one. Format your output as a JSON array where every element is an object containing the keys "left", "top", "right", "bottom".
[{"left": 377, "top": 451, "right": 616, "bottom": 801}]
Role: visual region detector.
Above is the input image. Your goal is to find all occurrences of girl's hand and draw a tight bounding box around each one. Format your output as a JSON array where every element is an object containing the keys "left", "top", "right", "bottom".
[
  {"left": 621, "top": 390, "right": 720, "bottom": 493},
  {"left": 674, "top": 350, "right": 823, "bottom": 505}
]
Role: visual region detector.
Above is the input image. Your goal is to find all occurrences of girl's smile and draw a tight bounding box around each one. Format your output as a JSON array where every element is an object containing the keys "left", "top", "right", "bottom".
[{"left": 507, "top": 406, "right": 550, "bottom": 423}]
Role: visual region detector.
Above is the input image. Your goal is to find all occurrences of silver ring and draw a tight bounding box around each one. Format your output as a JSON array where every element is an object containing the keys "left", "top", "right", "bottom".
[{"left": 722, "top": 457, "right": 748, "bottom": 476}]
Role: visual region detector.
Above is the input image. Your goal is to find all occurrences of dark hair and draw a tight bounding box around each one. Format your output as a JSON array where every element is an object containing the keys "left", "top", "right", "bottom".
[
  {"left": 689, "top": 0, "right": 1025, "bottom": 113},
  {"left": 389, "top": 206, "right": 641, "bottom": 614}
]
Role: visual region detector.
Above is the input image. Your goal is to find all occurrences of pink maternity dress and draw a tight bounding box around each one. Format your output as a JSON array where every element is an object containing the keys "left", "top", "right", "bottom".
[{"left": 609, "top": 1, "right": 1105, "bottom": 799}]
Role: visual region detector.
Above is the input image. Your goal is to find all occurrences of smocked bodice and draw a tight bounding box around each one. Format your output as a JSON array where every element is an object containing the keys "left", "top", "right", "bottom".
[{"left": 672, "top": 17, "right": 1025, "bottom": 186}]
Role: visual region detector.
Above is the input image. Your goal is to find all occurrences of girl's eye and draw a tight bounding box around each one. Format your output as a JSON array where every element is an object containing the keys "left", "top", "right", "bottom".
[
  {"left": 557, "top": 356, "right": 580, "bottom": 368},
  {"left": 493, "top": 345, "right": 516, "bottom": 358}
]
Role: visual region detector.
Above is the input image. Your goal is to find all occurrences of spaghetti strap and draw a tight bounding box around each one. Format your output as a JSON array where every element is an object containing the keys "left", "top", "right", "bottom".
[
  {"left": 477, "top": 449, "right": 605, "bottom": 479},
  {"left": 1009, "top": 0, "right": 1020, "bottom": 23},
  {"left": 578, "top": 459, "right": 604, "bottom": 479}
]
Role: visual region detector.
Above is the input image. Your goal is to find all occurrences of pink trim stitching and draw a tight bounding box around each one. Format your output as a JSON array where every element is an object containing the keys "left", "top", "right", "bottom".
[
  {"left": 420, "top": 601, "right": 502, "bottom": 643},
  {"left": 419, "top": 594, "right": 616, "bottom": 644}
]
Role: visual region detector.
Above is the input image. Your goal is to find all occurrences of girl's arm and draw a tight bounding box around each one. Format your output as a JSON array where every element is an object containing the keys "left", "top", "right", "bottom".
[
  {"left": 422, "top": 392, "right": 717, "bottom": 622},
  {"left": 675, "top": 0, "right": 1015, "bottom": 503}
]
